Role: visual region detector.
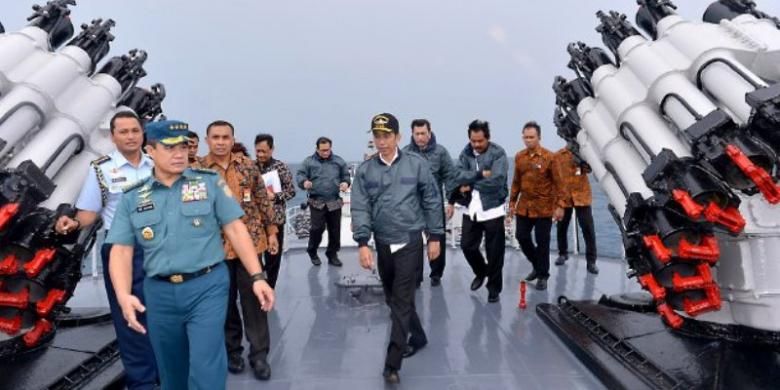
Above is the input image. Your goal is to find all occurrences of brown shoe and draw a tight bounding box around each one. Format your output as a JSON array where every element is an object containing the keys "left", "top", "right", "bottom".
[{"left": 383, "top": 368, "right": 400, "bottom": 384}]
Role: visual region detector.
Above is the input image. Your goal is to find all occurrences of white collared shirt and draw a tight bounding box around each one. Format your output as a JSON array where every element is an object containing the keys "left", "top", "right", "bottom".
[
  {"left": 75, "top": 150, "right": 154, "bottom": 229},
  {"left": 464, "top": 150, "right": 504, "bottom": 222},
  {"left": 379, "top": 148, "right": 400, "bottom": 166}
]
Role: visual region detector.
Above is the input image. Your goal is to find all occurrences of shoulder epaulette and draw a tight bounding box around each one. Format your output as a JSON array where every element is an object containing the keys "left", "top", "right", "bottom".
[
  {"left": 123, "top": 178, "right": 149, "bottom": 193},
  {"left": 91, "top": 155, "right": 112, "bottom": 166},
  {"left": 190, "top": 167, "right": 218, "bottom": 175}
]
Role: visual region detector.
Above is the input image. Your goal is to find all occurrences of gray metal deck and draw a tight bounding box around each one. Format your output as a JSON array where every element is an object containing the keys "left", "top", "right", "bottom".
[{"left": 222, "top": 247, "right": 640, "bottom": 389}]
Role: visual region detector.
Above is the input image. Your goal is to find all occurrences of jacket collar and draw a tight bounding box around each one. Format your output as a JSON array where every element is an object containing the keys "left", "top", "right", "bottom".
[
  {"left": 463, "top": 142, "right": 492, "bottom": 158},
  {"left": 313, "top": 152, "right": 332, "bottom": 162},
  {"left": 407, "top": 132, "right": 438, "bottom": 153}
]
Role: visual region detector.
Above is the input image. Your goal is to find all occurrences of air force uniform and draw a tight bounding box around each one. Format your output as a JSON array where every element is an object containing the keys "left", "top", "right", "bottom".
[
  {"left": 106, "top": 120, "right": 245, "bottom": 390},
  {"left": 75, "top": 150, "right": 157, "bottom": 389}
]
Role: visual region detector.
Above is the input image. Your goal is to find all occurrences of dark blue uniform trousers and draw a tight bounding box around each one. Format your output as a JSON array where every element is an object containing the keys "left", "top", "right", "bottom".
[
  {"left": 143, "top": 262, "right": 229, "bottom": 390},
  {"left": 101, "top": 243, "right": 159, "bottom": 390}
]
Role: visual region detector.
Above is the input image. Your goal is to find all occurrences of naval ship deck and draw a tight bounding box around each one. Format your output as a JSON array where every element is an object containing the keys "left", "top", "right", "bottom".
[
  {"left": 222, "top": 246, "right": 635, "bottom": 390},
  {"left": 7, "top": 244, "right": 635, "bottom": 390}
]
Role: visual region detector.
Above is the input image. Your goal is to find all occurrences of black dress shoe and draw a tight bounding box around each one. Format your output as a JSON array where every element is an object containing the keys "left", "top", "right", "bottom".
[
  {"left": 251, "top": 358, "right": 271, "bottom": 380},
  {"left": 488, "top": 291, "right": 500, "bottom": 303},
  {"left": 587, "top": 262, "right": 599, "bottom": 275},
  {"left": 524, "top": 270, "right": 538, "bottom": 281},
  {"left": 327, "top": 256, "right": 343, "bottom": 267},
  {"left": 470, "top": 276, "right": 485, "bottom": 291},
  {"left": 310, "top": 256, "right": 322, "bottom": 266},
  {"left": 402, "top": 342, "right": 427, "bottom": 358},
  {"left": 227, "top": 354, "right": 245, "bottom": 374},
  {"left": 431, "top": 277, "right": 441, "bottom": 287},
  {"left": 536, "top": 278, "right": 548, "bottom": 291},
  {"left": 555, "top": 255, "right": 568, "bottom": 266},
  {"left": 383, "top": 368, "right": 400, "bottom": 384}
]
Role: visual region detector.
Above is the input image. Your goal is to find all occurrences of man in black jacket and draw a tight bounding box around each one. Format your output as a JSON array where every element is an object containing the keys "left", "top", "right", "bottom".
[
  {"left": 352, "top": 113, "right": 444, "bottom": 384},
  {"left": 402, "top": 119, "right": 458, "bottom": 287}
]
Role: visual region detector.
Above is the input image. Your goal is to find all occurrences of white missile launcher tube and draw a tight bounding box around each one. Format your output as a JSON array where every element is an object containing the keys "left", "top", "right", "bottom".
[
  {"left": 576, "top": 130, "right": 627, "bottom": 217},
  {"left": 0, "top": 45, "right": 92, "bottom": 158},
  {"left": 7, "top": 73, "right": 123, "bottom": 176},
  {"left": 612, "top": 35, "right": 724, "bottom": 130},
  {"left": 698, "top": 58, "right": 766, "bottom": 124},
  {"left": 0, "top": 26, "right": 51, "bottom": 94},
  {"left": 576, "top": 96, "right": 654, "bottom": 200},
  {"left": 40, "top": 150, "right": 98, "bottom": 210},
  {"left": 650, "top": 14, "right": 769, "bottom": 124},
  {"left": 589, "top": 62, "right": 692, "bottom": 160},
  {"left": 726, "top": 14, "right": 780, "bottom": 81}
]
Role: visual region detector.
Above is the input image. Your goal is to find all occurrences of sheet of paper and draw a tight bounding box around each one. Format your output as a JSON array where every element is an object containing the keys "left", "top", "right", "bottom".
[{"left": 261, "top": 170, "right": 282, "bottom": 193}]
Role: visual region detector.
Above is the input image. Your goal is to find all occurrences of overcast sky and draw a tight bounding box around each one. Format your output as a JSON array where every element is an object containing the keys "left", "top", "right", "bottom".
[{"left": 4, "top": 0, "right": 780, "bottom": 161}]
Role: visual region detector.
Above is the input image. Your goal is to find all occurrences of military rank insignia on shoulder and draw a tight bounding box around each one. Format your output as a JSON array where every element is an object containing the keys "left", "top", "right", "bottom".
[
  {"left": 123, "top": 178, "right": 148, "bottom": 193},
  {"left": 91, "top": 155, "right": 112, "bottom": 165},
  {"left": 190, "top": 167, "right": 218, "bottom": 175}
]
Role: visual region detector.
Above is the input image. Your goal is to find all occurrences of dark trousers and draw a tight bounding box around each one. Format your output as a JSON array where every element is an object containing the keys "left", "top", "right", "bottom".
[
  {"left": 224, "top": 259, "right": 270, "bottom": 363},
  {"left": 556, "top": 206, "right": 597, "bottom": 263},
  {"left": 263, "top": 225, "right": 284, "bottom": 288},
  {"left": 515, "top": 216, "right": 553, "bottom": 279},
  {"left": 307, "top": 207, "right": 341, "bottom": 259},
  {"left": 417, "top": 205, "right": 447, "bottom": 283},
  {"left": 100, "top": 243, "right": 158, "bottom": 390},
  {"left": 460, "top": 215, "right": 505, "bottom": 295},
  {"left": 377, "top": 237, "right": 427, "bottom": 371}
]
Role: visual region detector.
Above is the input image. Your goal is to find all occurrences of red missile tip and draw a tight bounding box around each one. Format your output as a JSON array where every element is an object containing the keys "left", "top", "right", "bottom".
[{"left": 725, "top": 144, "right": 780, "bottom": 204}]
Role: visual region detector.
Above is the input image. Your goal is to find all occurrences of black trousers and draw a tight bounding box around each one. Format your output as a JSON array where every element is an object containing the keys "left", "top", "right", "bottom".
[
  {"left": 224, "top": 259, "right": 270, "bottom": 363},
  {"left": 377, "top": 237, "right": 427, "bottom": 371},
  {"left": 556, "top": 206, "right": 597, "bottom": 263},
  {"left": 263, "top": 225, "right": 284, "bottom": 288},
  {"left": 417, "top": 204, "right": 447, "bottom": 283},
  {"left": 460, "top": 215, "right": 505, "bottom": 295},
  {"left": 515, "top": 216, "right": 553, "bottom": 279},
  {"left": 307, "top": 207, "right": 341, "bottom": 259}
]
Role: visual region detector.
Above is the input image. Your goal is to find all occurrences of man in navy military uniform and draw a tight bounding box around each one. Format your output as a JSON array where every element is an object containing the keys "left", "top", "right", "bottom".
[
  {"left": 106, "top": 120, "right": 275, "bottom": 390},
  {"left": 55, "top": 111, "right": 158, "bottom": 389},
  {"left": 352, "top": 113, "right": 444, "bottom": 384}
]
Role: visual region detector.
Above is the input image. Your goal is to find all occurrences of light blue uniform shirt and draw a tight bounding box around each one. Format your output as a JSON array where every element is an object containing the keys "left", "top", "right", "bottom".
[
  {"left": 75, "top": 150, "right": 154, "bottom": 229},
  {"left": 106, "top": 168, "right": 244, "bottom": 277}
]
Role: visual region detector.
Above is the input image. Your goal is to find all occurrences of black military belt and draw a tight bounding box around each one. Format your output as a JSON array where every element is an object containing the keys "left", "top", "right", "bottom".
[{"left": 153, "top": 264, "right": 217, "bottom": 284}]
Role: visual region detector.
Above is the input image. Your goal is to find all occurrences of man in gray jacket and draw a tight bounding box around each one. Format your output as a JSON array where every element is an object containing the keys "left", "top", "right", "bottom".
[
  {"left": 450, "top": 120, "right": 509, "bottom": 303},
  {"left": 352, "top": 113, "right": 444, "bottom": 384},
  {"left": 402, "top": 119, "right": 457, "bottom": 287},
  {"left": 296, "top": 137, "right": 350, "bottom": 266}
]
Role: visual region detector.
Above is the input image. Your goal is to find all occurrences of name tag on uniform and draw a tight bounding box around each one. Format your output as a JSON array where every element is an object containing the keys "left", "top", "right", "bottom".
[
  {"left": 182, "top": 180, "right": 208, "bottom": 202},
  {"left": 111, "top": 176, "right": 127, "bottom": 183},
  {"left": 137, "top": 202, "right": 155, "bottom": 212}
]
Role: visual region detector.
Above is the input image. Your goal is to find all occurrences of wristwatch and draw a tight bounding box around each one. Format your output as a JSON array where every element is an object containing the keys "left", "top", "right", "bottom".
[{"left": 250, "top": 271, "right": 267, "bottom": 283}]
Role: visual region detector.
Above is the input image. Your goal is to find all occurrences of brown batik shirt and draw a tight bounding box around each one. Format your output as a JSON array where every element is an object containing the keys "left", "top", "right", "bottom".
[
  {"left": 196, "top": 153, "right": 278, "bottom": 259},
  {"left": 509, "top": 146, "right": 566, "bottom": 218},
  {"left": 555, "top": 148, "right": 592, "bottom": 207}
]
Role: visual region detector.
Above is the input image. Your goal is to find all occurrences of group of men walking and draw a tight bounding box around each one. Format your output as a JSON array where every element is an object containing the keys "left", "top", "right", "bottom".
[
  {"left": 351, "top": 114, "right": 599, "bottom": 383},
  {"left": 53, "top": 110, "right": 598, "bottom": 388}
]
